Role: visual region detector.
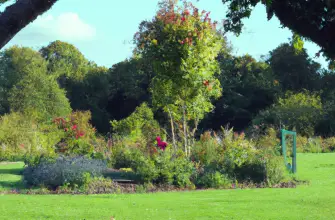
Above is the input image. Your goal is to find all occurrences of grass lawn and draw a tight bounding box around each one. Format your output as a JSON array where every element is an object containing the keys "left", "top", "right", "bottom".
[{"left": 1, "top": 153, "right": 335, "bottom": 220}]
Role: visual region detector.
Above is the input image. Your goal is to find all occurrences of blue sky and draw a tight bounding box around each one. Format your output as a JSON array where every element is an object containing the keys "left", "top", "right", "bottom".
[{"left": 0, "top": 0, "right": 328, "bottom": 68}]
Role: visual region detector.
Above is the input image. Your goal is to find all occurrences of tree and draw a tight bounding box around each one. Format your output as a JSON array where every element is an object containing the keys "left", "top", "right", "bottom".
[
  {"left": 0, "top": 0, "right": 58, "bottom": 49},
  {"left": 268, "top": 43, "right": 322, "bottom": 92},
  {"left": 201, "top": 54, "right": 280, "bottom": 132},
  {"left": 253, "top": 91, "right": 323, "bottom": 137},
  {"left": 40, "top": 40, "right": 90, "bottom": 81},
  {"left": 134, "top": 0, "right": 223, "bottom": 155},
  {"left": 107, "top": 58, "right": 154, "bottom": 121},
  {"left": 0, "top": 46, "right": 48, "bottom": 114},
  {"left": 221, "top": 0, "right": 335, "bottom": 61},
  {"left": 8, "top": 71, "right": 72, "bottom": 121}
]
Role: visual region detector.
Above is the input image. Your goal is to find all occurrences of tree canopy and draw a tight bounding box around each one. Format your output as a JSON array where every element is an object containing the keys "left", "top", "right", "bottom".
[{"left": 222, "top": 0, "right": 335, "bottom": 63}]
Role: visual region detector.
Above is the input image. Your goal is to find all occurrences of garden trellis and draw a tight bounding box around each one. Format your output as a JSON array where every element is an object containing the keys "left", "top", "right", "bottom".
[{"left": 281, "top": 129, "right": 297, "bottom": 173}]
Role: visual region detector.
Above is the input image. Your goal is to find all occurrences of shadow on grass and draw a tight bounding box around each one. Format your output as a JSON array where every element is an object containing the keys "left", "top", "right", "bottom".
[
  {"left": 0, "top": 168, "right": 24, "bottom": 175},
  {"left": 0, "top": 180, "right": 24, "bottom": 189}
]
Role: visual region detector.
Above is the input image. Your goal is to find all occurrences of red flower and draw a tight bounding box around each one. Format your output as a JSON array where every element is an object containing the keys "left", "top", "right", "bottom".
[
  {"left": 71, "top": 125, "right": 77, "bottom": 130},
  {"left": 181, "top": 17, "right": 186, "bottom": 22},
  {"left": 79, "top": 131, "right": 85, "bottom": 137},
  {"left": 181, "top": 40, "right": 185, "bottom": 44}
]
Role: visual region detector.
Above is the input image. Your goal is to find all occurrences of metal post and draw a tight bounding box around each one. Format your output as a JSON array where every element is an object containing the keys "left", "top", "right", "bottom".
[{"left": 292, "top": 134, "right": 297, "bottom": 173}]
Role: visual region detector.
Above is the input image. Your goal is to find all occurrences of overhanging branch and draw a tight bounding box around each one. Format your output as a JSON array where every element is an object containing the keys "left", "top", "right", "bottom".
[{"left": 0, "top": 0, "right": 58, "bottom": 49}]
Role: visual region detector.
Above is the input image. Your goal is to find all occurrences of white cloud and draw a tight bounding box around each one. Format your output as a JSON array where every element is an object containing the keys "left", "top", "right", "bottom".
[
  {"left": 8, "top": 12, "right": 96, "bottom": 46},
  {"left": 32, "top": 12, "right": 96, "bottom": 41}
]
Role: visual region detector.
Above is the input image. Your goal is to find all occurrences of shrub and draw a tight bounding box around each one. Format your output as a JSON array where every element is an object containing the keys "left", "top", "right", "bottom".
[
  {"left": 23, "top": 156, "right": 107, "bottom": 189},
  {"left": 254, "top": 128, "right": 281, "bottom": 156},
  {"left": 111, "top": 103, "right": 162, "bottom": 147},
  {"left": 192, "top": 131, "right": 221, "bottom": 166},
  {"left": 265, "top": 156, "right": 286, "bottom": 185},
  {"left": 323, "top": 137, "right": 335, "bottom": 152},
  {"left": 196, "top": 171, "right": 231, "bottom": 189},
  {"left": 0, "top": 112, "right": 62, "bottom": 161},
  {"left": 253, "top": 91, "right": 322, "bottom": 137},
  {"left": 53, "top": 111, "right": 97, "bottom": 156},
  {"left": 84, "top": 177, "right": 122, "bottom": 194},
  {"left": 112, "top": 146, "right": 194, "bottom": 187},
  {"left": 296, "top": 135, "right": 308, "bottom": 153},
  {"left": 304, "top": 137, "right": 323, "bottom": 153}
]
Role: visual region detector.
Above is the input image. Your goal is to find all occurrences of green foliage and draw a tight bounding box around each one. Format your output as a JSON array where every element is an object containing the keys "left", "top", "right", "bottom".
[
  {"left": 264, "top": 156, "right": 286, "bottom": 185},
  {"left": 0, "top": 113, "right": 61, "bottom": 161},
  {"left": 254, "top": 91, "right": 323, "bottom": 137},
  {"left": 8, "top": 73, "right": 71, "bottom": 121},
  {"left": 253, "top": 127, "right": 281, "bottom": 155},
  {"left": 292, "top": 34, "right": 304, "bottom": 55},
  {"left": 40, "top": 40, "right": 90, "bottom": 80},
  {"left": 111, "top": 103, "right": 162, "bottom": 144},
  {"left": 53, "top": 111, "right": 99, "bottom": 156},
  {"left": 0, "top": 46, "right": 48, "bottom": 114},
  {"left": 268, "top": 43, "right": 321, "bottom": 92},
  {"left": 135, "top": 1, "right": 223, "bottom": 151},
  {"left": 222, "top": 0, "right": 335, "bottom": 60},
  {"left": 196, "top": 171, "right": 231, "bottom": 189},
  {"left": 84, "top": 177, "right": 122, "bottom": 194},
  {"left": 203, "top": 54, "right": 280, "bottom": 131},
  {"left": 112, "top": 146, "right": 194, "bottom": 187},
  {"left": 192, "top": 131, "right": 222, "bottom": 166}
]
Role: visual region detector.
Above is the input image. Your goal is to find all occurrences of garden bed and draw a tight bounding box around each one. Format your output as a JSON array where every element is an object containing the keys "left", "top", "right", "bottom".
[{"left": 0, "top": 180, "right": 304, "bottom": 195}]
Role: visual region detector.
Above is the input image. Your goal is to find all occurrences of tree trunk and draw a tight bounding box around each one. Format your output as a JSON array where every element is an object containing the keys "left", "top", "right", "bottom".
[
  {"left": 182, "top": 104, "right": 188, "bottom": 156},
  {"left": 168, "top": 108, "right": 177, "bottom": 151},
  {"left": 188, "top": 119, "right": 199, "bottom": 156},
  {"left": 0, "top": 0, "right": 58, "bottom": 49}
]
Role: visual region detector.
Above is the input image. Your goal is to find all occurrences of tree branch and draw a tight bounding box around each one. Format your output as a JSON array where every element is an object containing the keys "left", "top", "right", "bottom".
[
  {"left": 271, "top": 0, "right": 335, "bottom": 59},
  {"left": 0, "top": 0, "right": 58, "bottom": 49}
]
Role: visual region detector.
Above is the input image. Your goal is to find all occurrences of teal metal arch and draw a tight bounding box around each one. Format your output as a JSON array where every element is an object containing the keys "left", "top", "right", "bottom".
[{"left": 281, "top": 129, "right": 297, "bottom": 173}]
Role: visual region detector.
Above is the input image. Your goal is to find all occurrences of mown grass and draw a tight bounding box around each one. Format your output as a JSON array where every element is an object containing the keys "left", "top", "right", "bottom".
[
  {"left": 1, "top": 153, "right": 334, "bottom": 220},
  {"left": 0, "top": 162, "right": 24, "bottom": 191}
]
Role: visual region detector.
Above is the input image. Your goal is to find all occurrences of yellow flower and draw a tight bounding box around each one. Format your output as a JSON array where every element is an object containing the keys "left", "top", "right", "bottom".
[{"left": 152, "top": 39, "right": 158, "bottom": 45}]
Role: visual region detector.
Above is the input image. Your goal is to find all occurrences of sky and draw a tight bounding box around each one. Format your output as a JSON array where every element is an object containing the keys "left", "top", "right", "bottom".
[{"left": 0, "top": 0, "right": 329, "bottom": 68}]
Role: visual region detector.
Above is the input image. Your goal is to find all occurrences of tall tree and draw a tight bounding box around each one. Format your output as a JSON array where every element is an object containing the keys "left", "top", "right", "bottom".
[
  {"left": 222, "top": 0, "right": 335, "bottom": 61},
  {"left": 40, "top": 40, "right": 90, "bottom": 81},
  {"left": 135, "top": 0, "right": 223, "bottom": 154},
  {"left": 268, "top": 43, "right": 322, "bottom": 92},
  {"left": 8, "top": 72, "right": 71, "bottom": 121},
  {"left": 0, "top": 0, "right": 58, "bottom": 49},
  {"left": 0, "top": 46, "right": 48, "bottom": 114},
  {"left": 201, "top": 53, "right": 280, "bottom": 132}
]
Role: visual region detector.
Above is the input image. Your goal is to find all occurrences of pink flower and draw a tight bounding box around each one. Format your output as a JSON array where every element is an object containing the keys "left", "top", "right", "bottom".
[
  {"left": 181, "top": 41, "right": 185, "bottom": 44},
  {"left": 71, "top": 125, "right": 77, "bottom": 130}
]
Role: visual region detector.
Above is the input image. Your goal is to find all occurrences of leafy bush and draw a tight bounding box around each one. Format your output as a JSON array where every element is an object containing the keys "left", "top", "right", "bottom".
[
  {"left": 23, "top": 156, "right": 107, "bottom": 189},
  {"left": 304, "top": 137, "right": 323, "bottom": 153},
  {"left": 253, "top": 91, "right": 322, "bottom": 137},
  {"left": 0, "top": 113, "right": 62, "bottom": 161},
  {"left": 254, "top": 128, "right": 281, "bottom": 156},
  {"left": 323, "top": 137, "right": 335, "bottom": 152},
  {"left": 192, "top": 131, "right": 222, "bottom": 166},
  {"left": 111, "top": 103, "right": 162, "bottom": 146},
  {"left": 54, "top": 111, "right": 98, "bottom": 156},
  {"left": 265, "top": 156, "right": 286, "bottom": 185},
  {"left": 112, "top": 146, "right": 194, "bottom": 187},
  {"left": 196, "top": 171, "right": 231, "bottom": 189},
  {"left": 84, "top": 177, "right": 122, "bottom": 194}
]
